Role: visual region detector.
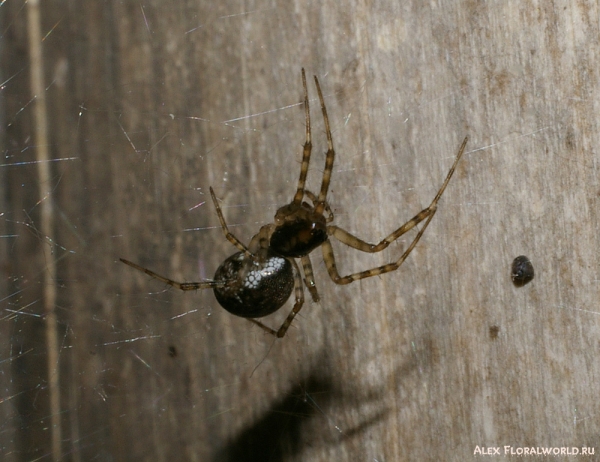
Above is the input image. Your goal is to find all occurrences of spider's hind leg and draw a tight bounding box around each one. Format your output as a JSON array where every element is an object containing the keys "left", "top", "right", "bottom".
[{"left": 248, "top": 258, "right": 306, "bottom": 338}]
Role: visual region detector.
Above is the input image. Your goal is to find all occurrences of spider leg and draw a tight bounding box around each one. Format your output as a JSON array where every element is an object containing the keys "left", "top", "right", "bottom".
[
  {"left": 248, "top": 258, "right": 305, "bottom": 338},
  {"left": 300, "top": 255, "right": 320, "bottom": 302},
  {"left": 431, "top": 136, "right": 469, "bottom": 204},
  {"left": 312, "top": 74, "right": 335, "bottom": 216},
  {"left": 120, "top": 258, "right": 225, "bottom": 290},
  {"left": 327, "top": 205, "right": 434, "bottom": 253},
  {"left": 321, "top": 211, "right": 437, "bottom": 284},
  {"left": 322, "top": 136, "right": 468, "bottom": 284},
  {"left": 209, "top": 186, "right": 252, "bottom": 257},
  {"left": 304, "top": 190, "right": 334, "bottom": 222},
  {"left": 292, "top": 69, "right": 312, "bottom": 205}
]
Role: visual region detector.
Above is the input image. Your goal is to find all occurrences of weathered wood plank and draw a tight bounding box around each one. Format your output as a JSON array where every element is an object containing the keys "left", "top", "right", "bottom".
[{"left": 4, "top": 0, "right": 599, "bottom": 460}]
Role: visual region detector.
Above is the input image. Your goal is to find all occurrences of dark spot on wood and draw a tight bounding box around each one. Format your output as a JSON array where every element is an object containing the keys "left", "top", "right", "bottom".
[
  {"left": 511, "top": 255, "right": 534, "bottom": 287},
  {"left": 489, "top": 325, "right": 500, "bottom": 339},
  {"left": 168, "top": 345, "right": 177, "bottom": 358},
  {"left": 565, "top": 129, "right": 576, "bottom": 150}
]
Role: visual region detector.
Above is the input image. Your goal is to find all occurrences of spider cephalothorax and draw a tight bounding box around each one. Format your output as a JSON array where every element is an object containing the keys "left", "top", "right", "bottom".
[
  {"left": 121, "top": 69, "right": 468, "bottom": 338},
  {"left": 270, "top": 202, "right": 328, "bottom": 258}
]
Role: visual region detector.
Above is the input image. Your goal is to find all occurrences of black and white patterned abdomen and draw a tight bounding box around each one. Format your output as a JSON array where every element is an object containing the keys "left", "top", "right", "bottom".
[{"left": 213, "top": 250, "right": 294, "bottom": 318}]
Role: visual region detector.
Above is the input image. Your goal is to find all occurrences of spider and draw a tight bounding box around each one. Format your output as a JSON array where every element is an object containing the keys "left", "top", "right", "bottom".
[{"left": 121, "top": 69, "right": 468, "bottom": 338}]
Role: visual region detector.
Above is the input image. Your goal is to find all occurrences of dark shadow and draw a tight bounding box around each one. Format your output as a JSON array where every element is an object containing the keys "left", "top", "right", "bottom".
[
  {"left": 213, "top": 373, "right": 334, "bottom": 462},
  {"left": 212, "top": 346, "right": 395, "bottom": 462}
]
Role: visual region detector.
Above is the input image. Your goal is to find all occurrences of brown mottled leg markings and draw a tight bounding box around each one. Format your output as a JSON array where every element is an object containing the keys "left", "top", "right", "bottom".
[
  {"left": 313, "top": 75, "right": 335, "bottom": 215},
  {"left": 322, "top": 136, "right": 468, "bottom": 285},
  {"left": 293, "top": 69, "right": 312, "bottom": 205},
  {"left": 322, "top": 211, "right": 437, "bottom": 285},
  {"left": 327, "top": 208, "right": 433, "bottom": 253},
  {"left": 209, "top": 186, "right": 252, "bottom": 257},
  {"left": 300, "top": 255, "right": 320, "bottom": 302},
  {"left": 304, "top": 190, "right": 334, "bottom": 222},
  {"left": 119, "top": 258, "right": 226, "bottom": 291}
]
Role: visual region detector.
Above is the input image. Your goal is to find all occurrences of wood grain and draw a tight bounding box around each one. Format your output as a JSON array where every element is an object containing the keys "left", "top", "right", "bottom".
[{"left": 3, "top": 0, "right": 600, "bottom": 460}]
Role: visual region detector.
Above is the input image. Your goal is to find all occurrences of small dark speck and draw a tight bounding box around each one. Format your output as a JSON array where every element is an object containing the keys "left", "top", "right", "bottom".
[
  {"left": 489, "top": 325, "right": 500, "bottom": 340},
  {"left": 511, "top": 255, "right": 534, "bottom": 287},
  {"left": 168, "top": 345, "right": 178, "bottom": 358}
]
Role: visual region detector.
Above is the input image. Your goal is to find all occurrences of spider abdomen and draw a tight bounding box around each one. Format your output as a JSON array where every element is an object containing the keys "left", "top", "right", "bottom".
[{"left": 213, "top": 251, "right": 294, "bottom": 318}]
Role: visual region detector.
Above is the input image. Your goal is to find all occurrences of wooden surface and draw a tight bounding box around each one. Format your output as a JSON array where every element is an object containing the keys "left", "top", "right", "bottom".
[{"left": 3, "top": 0, "right": 600, "bottom": 460}]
